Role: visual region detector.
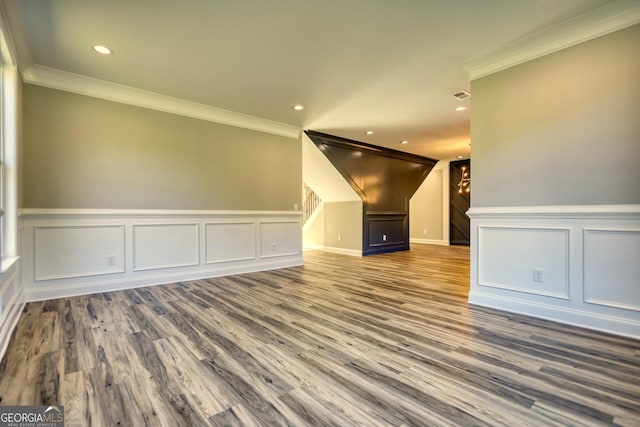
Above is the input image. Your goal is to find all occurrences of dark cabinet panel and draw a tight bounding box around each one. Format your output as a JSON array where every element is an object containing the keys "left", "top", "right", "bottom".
[{"left": 368, "top": 218, "right": 405, "bottom": 246}]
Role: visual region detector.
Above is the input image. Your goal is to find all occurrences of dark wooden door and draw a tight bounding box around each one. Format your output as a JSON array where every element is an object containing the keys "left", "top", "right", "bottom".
[{"left": 450, "top": 160, "right": 470, "bottom": 246}]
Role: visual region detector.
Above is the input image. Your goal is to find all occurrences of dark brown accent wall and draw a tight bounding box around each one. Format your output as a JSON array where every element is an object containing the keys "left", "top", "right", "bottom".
[
  {"left": 450, "top": 159, "right": 471, "bottom": 246},
  {"left": 305, "top": 131, "right": 437, "bottom": 255}
]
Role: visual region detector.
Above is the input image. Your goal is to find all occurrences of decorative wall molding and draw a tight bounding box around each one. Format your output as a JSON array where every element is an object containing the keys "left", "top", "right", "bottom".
[
  {"left": 0, "top": 259, "right": 23, "bottom": 363},
  {"left": 20, "top": 208, "right": 302, "bottom": 217},
  {"left": 468, "top": 204, "right": 640, "bottom": 339},
  {"left": 259, "top": 221, "right": 304, "bottom": 259},
  {"left": 22, "top": 65, "right": 301, "bottom": 140},
  {"left": 477, "top": 226, "right": 569, "bottom": 299},
  {"left": 34, "top": 224, "right": 126, "bottom": 280},
  {"left": 205, "top": 222, "right": 256, "bottom": 264},
  {"left": 467, "top": 204, "right": 640, "bottom": 219},
  {"left": 21, "top": 209, "right": 302, "bottom": 301},
  {"left": 583, "top": 227, "right": 640, "bottom": 312},
  {"left": 463, "top": 0, "right": 640, "bottom": 80},
  {"left": 132, "top": 223, "right": 200, "bottom": 271}
]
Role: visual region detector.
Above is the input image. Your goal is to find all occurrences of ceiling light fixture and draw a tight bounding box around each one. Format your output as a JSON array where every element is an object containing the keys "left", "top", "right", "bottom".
[
  {"left": 457, "top": 155, "right": 463, "bottom": 159},
  {"left": 456, "top": 106, "right": 467, "bottom": 111},
  {"left": 401, "top": 140, "right": 408, "bottom": 145},
  {"left": 457, "top": 166, "right": 471, "bottom": 194},
  {"left": 93, "top": 45, "right": 112, "bottom": 55},
  {"left": 293, "top": 105, "right": 304, "bottom": 111},
  {"left": 366, "top": 130, "right": 374, "bottom": 135}
]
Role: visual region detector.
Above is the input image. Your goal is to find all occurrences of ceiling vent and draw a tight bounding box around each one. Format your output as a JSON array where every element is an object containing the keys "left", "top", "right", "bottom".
[{"left": 453, "top": 90, "right": 470, "bottom": 100}]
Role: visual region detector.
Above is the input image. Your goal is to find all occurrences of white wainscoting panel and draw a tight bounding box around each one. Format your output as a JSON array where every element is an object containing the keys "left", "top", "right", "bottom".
[
  {"left": 0, "top": 259, "right": 24, "bottom": 364},
  {"left": 206, "top": 222, "right": 256, "bottom": 264},
  {"left": 468, "top": 205, "right": 640, "bottom": 339},
  {"left": 35, "top": 225, "right": 125, "bottom": 280},
  {"left": 21, "top": 209, "right": 303, "bottom": 301},
  {"left": 584, "top": 228, "right": 640, "bottom": 312},
  {"left": 260, "top": 221, "right": 302, "bottom": 258},
  {"left": 478, "top": 227, "right": 569, "bottom": 299},
  {"left": 133, "top": 223, "right": 199, "bottom": 271}
]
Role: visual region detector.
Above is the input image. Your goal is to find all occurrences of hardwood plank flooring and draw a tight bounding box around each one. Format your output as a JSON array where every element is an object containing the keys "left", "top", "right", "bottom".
[{"left": 1, "top": 244, "right": 639, "bottom": 426}]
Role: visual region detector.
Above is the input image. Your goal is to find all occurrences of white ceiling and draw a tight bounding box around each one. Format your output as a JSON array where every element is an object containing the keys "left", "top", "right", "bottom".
[{"left": 2, "top": 0, "right": 627, "bottom": 159}]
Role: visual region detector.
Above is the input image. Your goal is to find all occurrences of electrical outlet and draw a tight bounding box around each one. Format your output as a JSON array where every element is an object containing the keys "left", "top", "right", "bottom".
[
  {"left": 423, "top": 229, "right": 427, "bottom": 235},
  {"left": 383, "top": 234, "right": 387, "bottom": 241},
  {"left": 272, "top": 243, "right": 277, "bottom": 251},
  {"left": 294, "top": 203, "right": 298, "bottom": 210},
  {"left": 337, "top": 234, "right": 342, "bottom": 241},
  {"left": 533, "top": 268, "right": 544, "bottom": 283},
  {"left": 106, "top": 255, "right": 116, "bottom": 266}
]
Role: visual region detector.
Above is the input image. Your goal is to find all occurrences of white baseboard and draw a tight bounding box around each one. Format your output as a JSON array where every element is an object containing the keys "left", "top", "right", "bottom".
[
  {"left": 26, "top": 257, "right": 302, "bottom": 302},
  {"left": 303, "top": 243, "right": 324, "bottom": 251},
  {"left": 303, "top": 244, "right": 362, "bottom": 257},
  {"left": 410, "top": 238, "right": 449, "bottom": 246},
  {"left": 469, "top": 290, "right": 640, "bottom": 340},
  {"left": 323, "top": 246, "right": 363, "bottom": 257}
]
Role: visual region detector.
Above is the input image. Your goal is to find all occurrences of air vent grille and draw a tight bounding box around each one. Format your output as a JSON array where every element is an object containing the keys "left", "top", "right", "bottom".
[{"left": 453, "top": 90, "right": 470, "bottom": 100}]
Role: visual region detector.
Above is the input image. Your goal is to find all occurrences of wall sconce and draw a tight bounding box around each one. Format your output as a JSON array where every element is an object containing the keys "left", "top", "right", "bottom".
[{"left": 457, "top": 166, "right": 470, "bottom": 193}]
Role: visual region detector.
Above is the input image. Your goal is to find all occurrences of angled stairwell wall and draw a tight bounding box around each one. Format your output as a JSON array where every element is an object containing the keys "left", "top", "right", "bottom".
[{"left": 305, "top": 131, "right": 437, "bottom": 255}]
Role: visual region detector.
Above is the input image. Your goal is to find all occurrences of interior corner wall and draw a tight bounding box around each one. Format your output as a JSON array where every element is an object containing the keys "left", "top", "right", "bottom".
[
  {"left": 303, "top": 203, "right": 325, "bottom": 248},
  {"left": 468, "top": 24, "right": 640, "bottom": 339},
  {"left": 410, "top": 166, "right": 445, "bottom": 244},
  {"left": 23, "top": 84, "right": 301, "bottom": 210},
  {"left": 323, "top": 201, "right": 362, "bottom": 254},
  {"left": 471, "top": 24, "right": 640, "bottom": 207}
]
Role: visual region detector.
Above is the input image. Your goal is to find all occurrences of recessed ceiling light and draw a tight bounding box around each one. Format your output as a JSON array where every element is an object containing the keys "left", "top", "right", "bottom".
[
  {"left": 293, "top": 105, "right": 304, "bottom": 111},
  {"left": 366, "top": 130, "right": 374, "bottom": 135},
  {"left": 456, "top": 106, "right": 467, "bottom": 111},
  {"left": 457, "top": 155, "right": 463, "bottom": 159},
  {"left": 401, "top": 140, "right": 408, "bottom": 145},
  {"left": 93, "top": 45, "right": 112, "bottom": 55}
]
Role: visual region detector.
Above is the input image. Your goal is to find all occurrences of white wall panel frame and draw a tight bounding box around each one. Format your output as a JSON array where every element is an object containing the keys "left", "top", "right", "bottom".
[
  {"left": 583, "top": 227, "right": 640, "bottom": 312},
  {"left": 205, "top": 221, "right": 256, "bottom": 264},
  {"left": 477, "top": 225, "right": 570, "bottom": 299},
  {"left": 34, "top": 224, "right": 125, "bottom": 280},
  {"left": 132, "top": 223, "right": 200, "bottom": 272},
  {"left": 259, "top": 220, "right": 302, "bottom": 259}
]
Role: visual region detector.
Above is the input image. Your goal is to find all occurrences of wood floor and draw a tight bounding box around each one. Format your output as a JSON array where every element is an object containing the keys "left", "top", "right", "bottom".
[{"left": 1, "top": 244, "right": 639, "bottom": 426}]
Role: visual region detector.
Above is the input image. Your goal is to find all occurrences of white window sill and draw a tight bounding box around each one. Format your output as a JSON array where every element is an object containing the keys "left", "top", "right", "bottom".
[{"left": 1, "top": 256, "right": 19, "bottom": 274}]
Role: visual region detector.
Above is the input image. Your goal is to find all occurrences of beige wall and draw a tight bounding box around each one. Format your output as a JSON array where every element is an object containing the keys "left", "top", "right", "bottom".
[
  {"left": 410, "top": 168, "right": 443, "bottom": 241},
  {"left": 323, "top": 201, "right": 362, "bottom": 251},
  {"left": 471, "top": 24, "right": 640, "bottom": 207},
  {"left": 22, "top": 84, "right": 301, "bottom": 210},
  {"left": 303, "top": 204, "right": 325, "bottom": 247}
]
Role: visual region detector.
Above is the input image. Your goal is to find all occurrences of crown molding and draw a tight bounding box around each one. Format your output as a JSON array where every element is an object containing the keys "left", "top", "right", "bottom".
[
  {"left": 463, "top": 0, "right": 640, "bottom": 80},
  {"left": 0, "top": 1, "right": 20, "bottom": 69},
  {"left": 22, "top": 65, "right": 301, "bottom": 140}
]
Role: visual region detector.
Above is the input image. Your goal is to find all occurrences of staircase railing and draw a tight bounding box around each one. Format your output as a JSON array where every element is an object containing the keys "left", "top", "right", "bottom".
[{"left": 303, "top": 188, "right": 322, "bottom": 224}]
